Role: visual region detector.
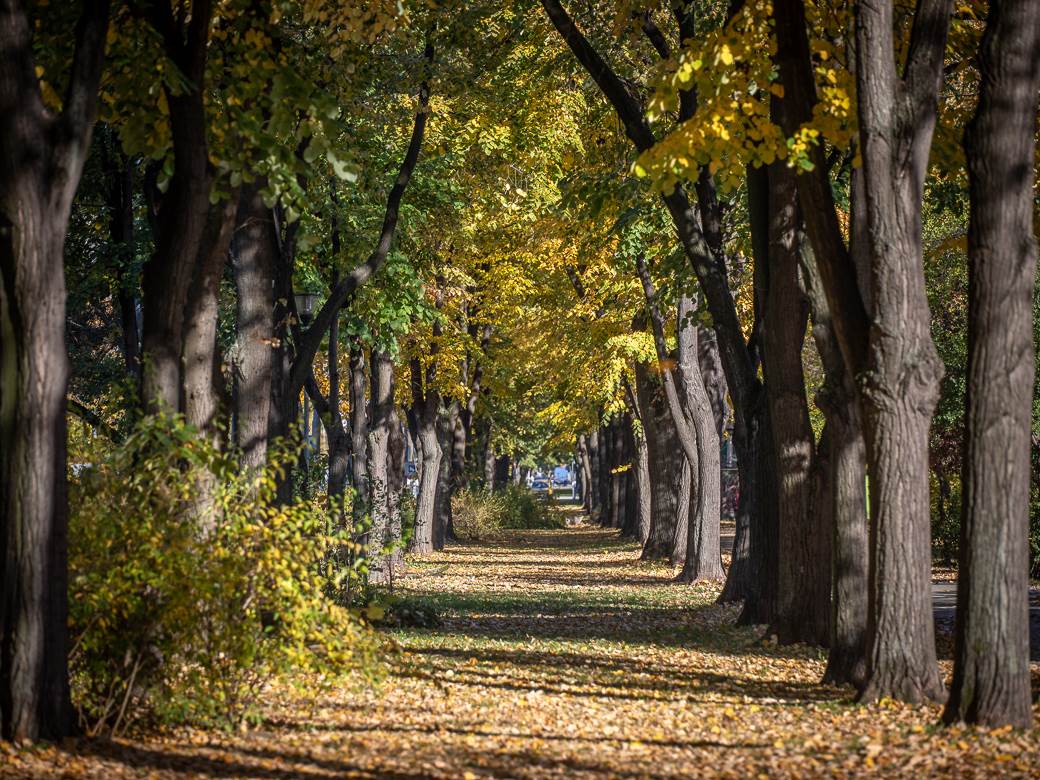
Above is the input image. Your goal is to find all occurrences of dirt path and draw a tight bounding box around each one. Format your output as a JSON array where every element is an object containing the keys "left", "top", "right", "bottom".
[{"left": 4, "top": 524, "right": 1038, "bottom": 778}]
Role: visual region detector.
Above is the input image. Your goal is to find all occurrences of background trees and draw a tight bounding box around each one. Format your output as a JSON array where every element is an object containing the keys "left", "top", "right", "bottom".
[{"left": 0, "top": 0, "right": 1035, "bottom": 743}]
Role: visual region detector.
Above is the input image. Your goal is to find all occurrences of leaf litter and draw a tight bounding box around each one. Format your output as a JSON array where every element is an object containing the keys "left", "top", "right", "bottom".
[{"left": 3, "top": 521, "right": 1037, "bottom": 778}]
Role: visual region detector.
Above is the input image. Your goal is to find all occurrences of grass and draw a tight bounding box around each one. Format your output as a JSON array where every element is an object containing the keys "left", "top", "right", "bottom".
[{"left": 4, "top": 519, "right": 1038, "bottom": 779}]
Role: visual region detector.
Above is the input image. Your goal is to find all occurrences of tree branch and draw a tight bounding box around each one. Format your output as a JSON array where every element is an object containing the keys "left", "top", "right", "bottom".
[{"left": 289, "top": 41, "right": 434, "bottom": 395}]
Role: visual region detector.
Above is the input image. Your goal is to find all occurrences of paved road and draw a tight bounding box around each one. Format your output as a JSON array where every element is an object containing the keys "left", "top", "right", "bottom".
[{"left": 719, "top": 527, "right": 1040, "bottom": 661}]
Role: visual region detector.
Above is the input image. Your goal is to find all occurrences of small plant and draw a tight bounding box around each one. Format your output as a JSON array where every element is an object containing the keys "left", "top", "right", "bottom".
[
  {"left": 452, "top": 485, "right": 564, "bottom": 541},
  {"left": 68, "top": 414, "right": 382, "bottom": 735}
]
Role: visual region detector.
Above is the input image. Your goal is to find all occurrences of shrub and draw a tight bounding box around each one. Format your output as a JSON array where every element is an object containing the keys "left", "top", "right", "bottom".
[
  {"left": 68, "top": 415, "right": 380, "bottom": 735},
  {"left": 451, "top": 489, "right": 506, "bottom": 541},
  {"left": 452, "top": 485, "right": 563, "bottom": 541}
]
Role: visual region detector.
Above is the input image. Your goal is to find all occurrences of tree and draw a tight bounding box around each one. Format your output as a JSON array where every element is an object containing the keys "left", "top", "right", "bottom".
[
  {"left": 0, "top": 0, "right": 110, "bottom": 741},
  {"left": 944, "top": 0, "right": 1039, "bottom": 728}
]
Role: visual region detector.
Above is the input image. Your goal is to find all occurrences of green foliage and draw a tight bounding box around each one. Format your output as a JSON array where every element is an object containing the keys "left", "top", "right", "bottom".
[
  {"left": 68, "top": 415, "right": 381, "bottom": 735},
  {"left": 452, "top": 486, "right": 564, "bottom": 541}
]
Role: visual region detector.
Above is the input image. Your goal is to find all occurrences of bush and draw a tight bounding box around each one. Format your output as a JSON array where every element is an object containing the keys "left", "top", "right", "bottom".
[
  {"left": 68, "top": 415, "right": 380, "bottom": 735},
  {"left": 451, "top": 485, "right": 563, "bottom": 541}
]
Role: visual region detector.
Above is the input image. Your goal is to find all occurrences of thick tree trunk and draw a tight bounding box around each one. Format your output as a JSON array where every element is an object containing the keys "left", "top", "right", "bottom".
[
  {"left": 636, "top": 365, "right": 685, "bottom": 560},
  {"left": 232, "top": 183, "right": 276, "bottom": 471},
  {"left": 729, "top": 165, "right": 777, "bottom": 621},
  {"left": 385, "top": 403, "right": 407, "bottom": 581},
  {"left": 409, "top": 354, "right": 441, "bottom": 554},
  {"left": 587, "top": 428, "right": 601, "bottom": 521},
  {"left": 365, "top": 350, "right": 393, "bottom": 584},
  {"left": 854, "top": 0, "right": 952, "bottom": 704},
  {"left": 0, "top": 218, "right": 74, "bottom": 742},
  {"left": 597, "top": 424, "right": 611, "bottom": 527},
  {"left": 433, "top": 402, "right": 458, "bottom": 550},
  {"left": 349, "top": 338, "right": 369, "bottom": 526},
  {"left": 803, "top": 245, "right": 869, "bottom": 684},
  {"left": 944, "top": 0, "right": 1038, "bottom": 728},
  {"left": 139, "top": 11, "right": 214, "bottom": 414},
  {"left": 677, "top": 298, "right": 724, "bottom": 583},
  {"left": 0, "top": 0, "right": 108, "bottom": 741},
  {"left": 761, "top": 162, "right": 819, "bottom": 644},
  {"left": 182, "top": 198, "right": 237, "bottom": 441},
  {"left": 493, "top": 454, "right": 511, "bottom": 493},
  {"left": 411, "top": 416, "right": 440, "bottom": 554}
]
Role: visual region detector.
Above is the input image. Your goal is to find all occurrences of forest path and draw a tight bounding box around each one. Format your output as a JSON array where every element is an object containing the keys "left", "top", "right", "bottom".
[{"left": 9, "top": 521, "right": 1039, "bottom": 778}]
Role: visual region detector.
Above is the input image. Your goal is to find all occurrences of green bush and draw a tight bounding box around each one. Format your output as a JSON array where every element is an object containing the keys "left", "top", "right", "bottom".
[
  {"left": 452, "top": 485, "right": 563, "bottom": 541},
  {"left": 68, "top": 415, "right": 380, "bottom": 736}
]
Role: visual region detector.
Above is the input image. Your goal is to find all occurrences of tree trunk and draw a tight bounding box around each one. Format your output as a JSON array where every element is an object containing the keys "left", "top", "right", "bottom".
[
  {"left": 100, "top": 133, "right": 140, "bottom": 378},
  {"left": 365, "top": 349, "right": 393, "bottom": 584},
  {"left": 636, "top": 364, "right": 685, "bottom": 560},
  {"left": 587, "top": 428, "right": 601, "bottom": 521},
  {"left": 349, "top": 338, "right": 369, "bottom": 527},
  {"left": 597, "top": 423, "right": 611, "bottom": 527},
  {"left": 803, "top": 243, "right": 869, "bottom": 684},
  {"left": 433, "top": 402, "right": 458, "bottom": 550},
  {"left": 677, "top": 298, "right": 724, "bottom": 583},
  {"left": 409, "top": 353, "right": 441, "bottom": 554},
  {"left": 385, "top": 403, "right": 406, "bottom": 581},
  {"left": 232, "top": 183, "right": 276, "bottom": 471},
  {"left": 732, "top": 163, "right": 782, "bottom": 624},
  {"left": 139, "top": 8, "right": 214, "bottom": 413},
  {"left": 761, "top": 161, "right": 819, "bottom": 644},
  {"left": 182, "top": 198, "right": 237, "bottom": 441},
  {"left": 854, "top": 0, "right": 952, "bottom": 704},
  {"left": 944, "top": 0, "right": 1038, "bottom": 728},
  {"left": 0, "top": 0, "right": 109, "bottom": 741}
]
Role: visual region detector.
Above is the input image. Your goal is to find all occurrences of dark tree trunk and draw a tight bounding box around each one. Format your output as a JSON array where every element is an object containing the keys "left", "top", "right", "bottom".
[
  {"left": 139, "top": 2, "right": 215, "bottom": 413},
  {"left": 100, "top": 131, "right": 140, "bottom": 378},
  {"left": 944, "top": 0, "right": 1038, "bottom": 728},
  {"left": 620, "top": 417, "right": 641, "bottom": 539},
  {"left": 853, "top": 0, "right": 952, "bottom": 704},
  {"left": 365, "top": 350, "right": 393, "bottom": 584},
  {"left": 802, "top": 241, "right": 868, "bottom": 685},
  {"left": 0, "top": 0, "right": 108, "bottom": 742},
  {"left": 677, "top": 298, "right": 724, "bottom": 583},
  {"left": 232, "top": 183, "right": 276, "bottom": 471},
  {"left": 433, "top": 402, "right": 458, "bottom": 550},
  {"left": 761, "top": 161, "right": 819, "bottom": 645},
  {"left": 409, "top": 353, "right": 441, "bottom": 554},
  {"left": 597, "top": 423, "right": 611, "bottom": 527},
  {"left": 622, "top": 380, "right": 653, "bottom": 543},
  {"left": 636, "top": 364, "right": 685, "bottom": 560},
  {"left": 587, "top": 428, "right": 601, "bottom": 521},
  {"left": 493, "top": 454, "right": 511, "bottom": 493},
  {"left": 182, "top": 198, "right": 237, "bottom": 442},
  {"left": 349, "top": 338, "right": 369, "bottom": 526},
  {"left": 728, "top": 164, "right": 776, "bottom": 621}
]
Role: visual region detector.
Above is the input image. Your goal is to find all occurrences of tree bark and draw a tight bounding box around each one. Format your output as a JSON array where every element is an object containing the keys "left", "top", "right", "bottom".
[
  {"left": 365, "top": 349, "right": 393, "bottom": 584},
  {"left": 761, "top": 161, "right": 819, "bottom": 644},
  {"left": 409, "top": 355, "right": 441, "bottom": 554},
  {"left": 232, "top": 183, "right": 277, "bottom": 471},
  {"left": 349, "top": 338, "right": 369, "bottom": 527},
  {"left": 139, "top": 1, "right": 215, "bottom": 413},
  {"left": 802, "top": 241, "right": 869, "bottom": 685},
  {"left": 0, "top": 0, "right": 109, "bottom": 741},
  {"left": 636, "top": 364, "right": 685, "bottom": 561},
  {"left": 854, "top": 0, "right": 952, "bottom": 704},
  {"left": 677, "top": 298, "right": 723, "bottom": 583},
  {"left": 944, "top": 0, "right": 1039, "bottom": 728},
  {"left": 182, "top": 198, "right": 237, "bottom": 442},
  {"left": 587, "top": 428, "right": 602, "bottom": 522}
]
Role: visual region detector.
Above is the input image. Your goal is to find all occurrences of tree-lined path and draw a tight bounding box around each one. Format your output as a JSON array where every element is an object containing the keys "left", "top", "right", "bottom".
[{"left": 7, "top": 512, "right": 1038, "bottom": 778}]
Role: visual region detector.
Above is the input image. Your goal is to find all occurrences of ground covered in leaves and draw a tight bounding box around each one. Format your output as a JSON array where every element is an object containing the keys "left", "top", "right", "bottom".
[{"left": 4, "top": 513, "right": 1039, "bottom": 778}]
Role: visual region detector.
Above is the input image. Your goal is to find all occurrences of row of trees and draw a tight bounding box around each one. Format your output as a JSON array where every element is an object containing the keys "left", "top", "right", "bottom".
[
  {"left": 0, "top": 0, "right": 1035, "bottom": 742},
  {"left": 541, "top": 0, "right": 1038, "bottom": 728}
]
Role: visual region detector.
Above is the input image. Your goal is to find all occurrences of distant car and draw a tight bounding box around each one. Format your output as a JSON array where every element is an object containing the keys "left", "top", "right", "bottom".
[{"left": 531, "top": 478, "right": 550, "bottom": 491}]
